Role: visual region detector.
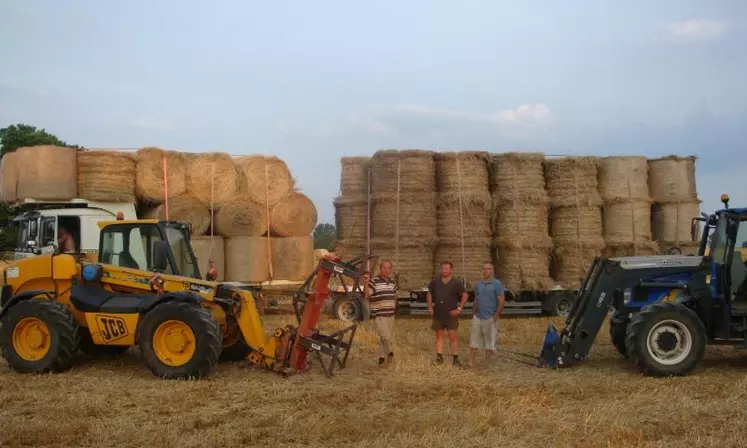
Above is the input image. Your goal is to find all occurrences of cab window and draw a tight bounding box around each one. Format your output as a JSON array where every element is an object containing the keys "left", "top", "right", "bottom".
[
  {"left": 731, "top": 220, "right": 747, "bottom": 298},
  {"left": 166, "top": 225, "right": 198, "bottom": 278},
  {"left": 100, "top": 224, "right": 173, "bottom": 273},
  {"left": 41, "top": 217, "right": 56, "bottom": 247}
]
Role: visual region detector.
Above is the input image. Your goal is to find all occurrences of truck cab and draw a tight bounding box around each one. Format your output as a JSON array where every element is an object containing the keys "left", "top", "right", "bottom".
[{"left": 11, "top": 198, "right": 137, "bottom": 261}]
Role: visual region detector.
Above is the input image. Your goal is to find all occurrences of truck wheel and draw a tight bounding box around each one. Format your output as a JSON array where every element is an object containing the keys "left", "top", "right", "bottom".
[
  {"left": 609, "top": 315, "right": 629, "bottom": 358},
  {"left": 546, "top": 293, "right": 574, "bottom": 317},
  {"left": 333, "top": 296, "right": 362, "bottom": 322},
  {"left": 625, "top": 302, "right": 706, "bottom": 377},
  {"left": 0, "top": 299, "right": 80, "bottom": 373},
  {"left": 139, "top": 301, "right": 222, "bottom": 379},
  {"left": 219, "top": 317, "right": 252, "bottom": 362},
  {"left": 79, "top": 331, "right": 130, "bottom": 357}
]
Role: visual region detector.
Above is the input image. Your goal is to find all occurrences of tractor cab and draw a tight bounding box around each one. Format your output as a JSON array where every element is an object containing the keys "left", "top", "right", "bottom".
[{"left": 96, "top": 218, "right": 203, "bottom": 280}]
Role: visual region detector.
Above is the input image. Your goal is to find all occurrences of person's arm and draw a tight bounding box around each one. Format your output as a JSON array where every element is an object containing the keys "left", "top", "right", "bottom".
[
  {"left": 451, "top": 282, "right": 469, "bottom": 316},
  {"left": 362, "top": 272, "right": 372, "bottom": 300},
  {"left": 472, "top": 282, "right": 478, "bottom": 316},
  {"left": 426, "top": 280, "right": 434, "bottom": 316},
  {"left": 494, "top": 282, "right": 505, "bottom": 321}
]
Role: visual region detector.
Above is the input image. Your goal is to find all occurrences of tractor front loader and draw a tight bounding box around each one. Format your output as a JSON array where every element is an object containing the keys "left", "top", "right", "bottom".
[{"left": 0, "top": 217, "right": 365, "bottom": 379}]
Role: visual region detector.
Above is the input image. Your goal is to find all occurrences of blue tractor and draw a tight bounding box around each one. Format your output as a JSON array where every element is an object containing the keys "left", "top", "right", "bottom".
[{"left": 540, "top": 194, "right": 747, "bottom": 376}]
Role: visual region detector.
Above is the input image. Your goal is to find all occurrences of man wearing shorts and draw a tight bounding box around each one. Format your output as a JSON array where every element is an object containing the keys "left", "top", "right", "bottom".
[
  {"left": 468, "top": 262, "right": 505, "bottom": 368},
  {"left": 427, "top": 261, "right": 468, "bottom": 366}
]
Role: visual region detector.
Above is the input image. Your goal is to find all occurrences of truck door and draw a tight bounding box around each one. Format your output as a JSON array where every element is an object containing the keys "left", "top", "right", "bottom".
[
  {"left": 13, "top": 217, "right": 39, "bottom": 259},
  {"left": 39, "top": 216, "right": 57, "bottom": 255}
]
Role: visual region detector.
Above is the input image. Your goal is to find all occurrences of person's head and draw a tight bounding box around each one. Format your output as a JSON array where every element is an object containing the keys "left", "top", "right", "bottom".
[
  {"left": 58, "top": 226, "right": 70, "bottom": 242},
  {"left": 482, "top": 262, "right": 494, "bottom": 280},
  {"left": 440, "top": 261, "right": 453, "bottom": 278},
  {"left": 379, "top": 260, "right": 393, "bottom": 278}
]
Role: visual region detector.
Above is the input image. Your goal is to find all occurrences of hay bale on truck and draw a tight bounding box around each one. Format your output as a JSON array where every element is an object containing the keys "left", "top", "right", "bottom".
[
  {"left": 135, "top": 147, "right": 187, "bottom": 203},
  {"left": 270, "top": 236, "right": 315, "bottom": 281},
  {"left": 434, "top": 151, "right": 491, "bottom": 284},
  {"left": 598, "top": 156, "right": 657, "bottom": 257},
  {"left": 370, "top": 149, "right": 436, "bottom": 194},
  {"left": 648, "top": 155, "right": 701, "bottom": 255},
  {"left": 144, "top": 194, "right": 210, "bottom": 236},
  {"left": 213, "top": 196, "right": 267, "bottom": 237},
  {"left": 490, "top": 153, "right": 554, "bottom": 292},
  {"left": 224, "top": 236, "right": 270, "bottom": 282},
  {"left": 77, "top": 150, "right": 136, "bottom": 202},
  {"left": 269, "top": 192, "right": 318, "bottom": 237},
  {"left": 372, "top": 237, "right": 436, "bottom": 291},
  {"left": 339, "top": 156, "right": 370, "bottom": 197},
  {"left": 190, "top": 236, "right": 225, "bottom": 281},
  {"left": 0, "top": 150, "right": 23, "bottom": 203},
  {"left": 14, "top": 146, "right": 77, "bottom": 201},
  {"left": 187, "top": 152, "right": 239, "bottom": 207},
  {"left": 545, "top": 157, "right": 605, "bottom": 288},
  {"left": 235, "top": 155, "right": 295, "bottom": 206},
  {"left": 334, "top": 196, "right": 369, "bottom": 242}
]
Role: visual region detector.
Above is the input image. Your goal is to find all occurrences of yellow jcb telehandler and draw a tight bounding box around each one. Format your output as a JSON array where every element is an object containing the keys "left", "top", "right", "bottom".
[{"left": 0, "top": 217, "right": 365, "bottom": 379}]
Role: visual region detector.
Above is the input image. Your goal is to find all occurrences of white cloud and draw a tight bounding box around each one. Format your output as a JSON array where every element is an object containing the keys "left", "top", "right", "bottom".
[
  {"left": 348, "top": 114, "right": 394, "bottom": 134},
  {"left": 668, "top": 19, "right": 727, "bottom": 40},
  {"left": 394, "top": 103, "right": 551, "bottom": 125},
  {"left": 493, "top": 103, "right": 551, "bottom": 123}
]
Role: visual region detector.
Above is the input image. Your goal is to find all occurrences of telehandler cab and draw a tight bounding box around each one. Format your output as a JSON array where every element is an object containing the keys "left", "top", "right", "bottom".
[
  {"left": 0, "top": 217, "right": 366, "bottom": 379},
  {"left": 537, "top": 194, "right": 747, "bottom": 377}
]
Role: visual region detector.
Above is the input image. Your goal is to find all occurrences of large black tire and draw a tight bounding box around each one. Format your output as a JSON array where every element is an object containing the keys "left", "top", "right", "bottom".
[
  {"left": 0, "top": 299, "right": 80, "bottom": 373},
  {"left": 609, "top": 316, "right": 629, "bottom": 358},
  {"left": 545, "top": 292, "right": 575, "bottom": 317},
  {"left": 138, "top": 301, "right": 222, "bottom": 379},
  {"left": 219, "top": 317, "right": 252, "bottom": 362},
  {"left": 625, "top": 302, "right": 706, "bottom": 377},
  {"left": 78, "top": 330, "right": 130, "bottom": 357}
]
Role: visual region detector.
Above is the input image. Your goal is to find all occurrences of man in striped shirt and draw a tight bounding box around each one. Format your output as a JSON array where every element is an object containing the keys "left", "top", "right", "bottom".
[{"left": 363, "top": 260, "right": 397, "bottom": 366}]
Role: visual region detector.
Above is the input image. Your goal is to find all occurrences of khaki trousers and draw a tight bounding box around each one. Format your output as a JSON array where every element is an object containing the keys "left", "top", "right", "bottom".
[{"left": 374, "top": 315, "right": 395, "bottom": 358}]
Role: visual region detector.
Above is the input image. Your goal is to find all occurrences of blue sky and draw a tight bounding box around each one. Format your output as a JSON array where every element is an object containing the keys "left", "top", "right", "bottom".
[{"left": 1, "top": 1, "right": 745, "bottom": 222}]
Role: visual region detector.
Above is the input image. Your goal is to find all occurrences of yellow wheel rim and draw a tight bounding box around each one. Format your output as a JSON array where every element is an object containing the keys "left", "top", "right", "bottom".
[
  {"left": 152, "top": 320, "right": 196, "bottom": 367},
  {"left": 13, "top": 317, "right": 51, "bottom": 361}
]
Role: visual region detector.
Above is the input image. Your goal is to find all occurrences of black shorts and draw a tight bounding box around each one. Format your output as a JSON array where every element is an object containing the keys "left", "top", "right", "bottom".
[{"left": 432, "top": 315, "right": 459, "bottom": 331}]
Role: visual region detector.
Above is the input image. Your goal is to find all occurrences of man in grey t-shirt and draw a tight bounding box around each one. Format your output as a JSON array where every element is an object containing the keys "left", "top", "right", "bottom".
[{"left": 427, "top": 261, "right": 468, "bottom": 366}]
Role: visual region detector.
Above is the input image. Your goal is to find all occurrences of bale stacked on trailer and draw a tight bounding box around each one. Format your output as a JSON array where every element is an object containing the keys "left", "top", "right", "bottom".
[
  {"left": 190, "top": 235, "right": 225, "bottom": 282},
  {"left": 598, "top": 156, "right": 657, "bottom": 256},
  {"left": 434, "top": 151, "right": 492, "bottom": 284},
  {"left": 12, "top": 146, "right": 78, "bottom": 201},
  {"left": 370, "top": 149, "right": 437, "bottom": 290},
  {"left": 135, "top": 147, "right": 187, "bottom": 203},
  {"left": 490, "top": 153, "right": 553, "bottom": 292},
  {"left": 333, "top": 156, "right": 371, "bottom": 259},
  {"left": 143, "top": 194, "right": 211, "bottom": 236},
  {"left": 545, "top": 157, "right": 605, "bottom": 289},
  {"left": 0, "top": 151, "right": 22, "bottom": 202},
  {"left": 235, "top": 155, "right": 295, "bottom": 206},
  {"left": 77, "top": 150, "right": 137, "bottom": 202},
  {"left": 649, "top": 156, "right": 701, "bottom": 255},
  {"left": 187, "top": 152, "right": 240, "bottom": 207}
]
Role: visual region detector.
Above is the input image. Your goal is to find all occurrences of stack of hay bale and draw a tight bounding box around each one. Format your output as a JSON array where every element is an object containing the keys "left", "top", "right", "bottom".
[
  {"left": 332, "top": 156, "right": 371, "bottom": 261},
  {"left": 490, "top": 153, "right": 554, "bottom": 292},
  {"left": 370, "top": 150, "right": 437, "bottom": 290},
  {"left": 598, "top": 156, "right": 658, "bottom": 257},
  {"left": 649, "top": 156, "right": 701, "bottom": 255},
  {"left": 434, "top": 151, "right": 492, "bottom": 285},
  {"left": 0, "top": 145, "right": 78, "bottom": 202},
  {"left": 545, "top": 157, "right": 605, "bottom": 289}
]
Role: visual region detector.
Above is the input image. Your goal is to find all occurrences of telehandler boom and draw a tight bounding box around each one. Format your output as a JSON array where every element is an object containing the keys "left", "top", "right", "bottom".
[{"left": 0, "top": 217, "right": 367, "bottom": 379}]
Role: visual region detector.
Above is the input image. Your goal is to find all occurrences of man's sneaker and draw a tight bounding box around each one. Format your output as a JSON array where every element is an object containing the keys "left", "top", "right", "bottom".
[
  {"left": 386, "top": 352, "right": 394, "bottom": 364},
  {"left": 435, "top": 354, "right": 444, "bottom": 364},
  {"left": 452, "top": 356, "right": 461, "bottom": 367},
  {"left": 378, "top": 357, "right": 385, "bottom": 366}
]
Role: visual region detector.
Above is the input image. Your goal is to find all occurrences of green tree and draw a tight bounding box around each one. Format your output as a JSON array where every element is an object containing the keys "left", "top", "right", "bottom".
[
  {"left": 313, "top": 223, "right": 336, "bottom": 250},
  {"left": 0, "top": 123, "right": 82, "bottom": 157}
]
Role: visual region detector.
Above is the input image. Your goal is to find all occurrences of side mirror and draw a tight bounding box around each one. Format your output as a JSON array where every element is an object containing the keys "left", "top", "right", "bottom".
[
  {"left": 691, "top": 218, "right": 701, "bottom": 242},
  {"left": 153, "top": 240, "right": 169, "bottom": 272},
  {"left": 28, "top": 221, "right": 38, "bottom": 239}
]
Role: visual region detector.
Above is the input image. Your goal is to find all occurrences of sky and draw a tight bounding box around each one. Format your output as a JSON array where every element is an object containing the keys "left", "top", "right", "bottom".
[{"left": 1, "top": 1, "right": 745, "bottom": 222}]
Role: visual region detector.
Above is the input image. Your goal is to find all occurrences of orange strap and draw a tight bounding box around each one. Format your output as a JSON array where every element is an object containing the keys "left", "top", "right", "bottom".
[{"left": 162, "top": 155, "right": 170, "bottom": 222}]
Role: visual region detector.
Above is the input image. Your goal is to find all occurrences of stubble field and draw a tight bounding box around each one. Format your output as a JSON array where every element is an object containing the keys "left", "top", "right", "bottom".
[{"left": 1, "top": 314, "right": 747, "bottom": 448}]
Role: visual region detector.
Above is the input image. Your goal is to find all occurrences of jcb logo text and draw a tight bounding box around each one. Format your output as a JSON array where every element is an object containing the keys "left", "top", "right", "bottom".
[{"left": 95, "top": 315, "right": 129, "bottom": 342}]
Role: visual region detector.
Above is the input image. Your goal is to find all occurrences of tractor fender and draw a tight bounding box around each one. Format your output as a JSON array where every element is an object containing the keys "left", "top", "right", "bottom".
[
  {"left": 142, "top": 291, "right": 206, "bottom": 314},
  {"left": 0, "top": 290, "right": 55, "bottom": 320}
]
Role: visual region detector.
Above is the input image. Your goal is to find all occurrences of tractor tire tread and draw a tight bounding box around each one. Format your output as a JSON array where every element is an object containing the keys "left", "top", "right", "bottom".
[
  {"left": 139, "top": 301, "right": 222, "bottom": 379},
  {"left": 625, "top": 302, "right": 706, "bottom": 377},
  {"left": 0, "top": 299, "right": 80, "bottom": 373}
]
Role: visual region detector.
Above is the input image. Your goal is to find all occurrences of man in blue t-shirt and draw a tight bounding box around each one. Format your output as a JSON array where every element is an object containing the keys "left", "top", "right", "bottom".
[{"left": 468, "top": 262, "right": 505, "bottom": 368}]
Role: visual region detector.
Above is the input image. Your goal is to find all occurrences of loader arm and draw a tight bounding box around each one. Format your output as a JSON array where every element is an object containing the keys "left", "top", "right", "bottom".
[{"left": 540, "top": 256, "right": 709, "bottom": 367}]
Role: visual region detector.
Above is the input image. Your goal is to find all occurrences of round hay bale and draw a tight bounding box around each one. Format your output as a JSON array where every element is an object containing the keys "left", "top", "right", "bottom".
[
  {"left": 437, "top": 192, "right": 492, "bottom": 239},
  {"left": 340, "top": 156, "right": 370, "bottom": 197},
  {"left": 334, "top": 196, "right": 369, "bottom": 241},
  {"left": 371, "top": 238, "right": 435, "bottom": 290},
  {"left": 135, "top": 147, "right": 187, "bottom": 203},
  {"left": 492, "top": 245, "right": 553, "bottom": 292},
  {"left": 552, "top": 245, "right": 604, "bottom": 289},
  {"left": 544, "top": 157, "right": 602, "bottom": 207},
  {"left": 269, "top": 192, "right": 318, "bottom": 237},
  {"left": 550, "top": 205, "right": 604, "bottom": 247},
  {"left": 15, "top": 146, "right": 77, "bottom": 201},
  {"left": 648, "top": 155, "right": 698, "bottom": 202},
  {"left": 0, "top": 151, "right": 21, "bottom": 202},
  {"left": 236, "top": 155, "right": 295, "bottom": 206},
  {"left": 490, "top": 152, "right": 548, "bottom": 204},
  {"left": 370, "top": 150, "right": 436, "bottom": 195},
  {"left": 144, "top": 194, "right": 210, "bottom": 236},
  {"left": 493, "top": 201, "right": 551, "bottom": 247},
  {"left": 271, "top": 237, "right": 315, "bottom": 281},
  {"left": 225, "top": 237, "right": 270, "bottom": 282},
  {"left": 214, "top": 196, "right": 267, "bottom": 237},
  {"left": 435, "top": 151, "right": 490, "bottom": 193},
  {"left": 598, "top": 156, "right": 650, "bottom": 202},
  {"left": 371, "top": 193, "right": 437, "bottom": 241},
  {"left": 652, "top": 201, "right": 701, "bottom": 245},
  {"left": 602, "top": 200, "right": 653, "bottom": 245},
  {"left": 434, "top": 238, "right": 492, "bottom": 285},
  {"left": 602, "top": 242, "right": 659, "bottom": 258},
  {"left": 333, "top": 239, "right": 368, "bottom": 262},
  {"left": 187, "top": 152, "right": 239, "bottom": 206},
  {"left": 190, "top": 236, "right": 225, "bottom": 281},
  {"left": 77, "top": 150, "right": 136, "bottom": 202}
]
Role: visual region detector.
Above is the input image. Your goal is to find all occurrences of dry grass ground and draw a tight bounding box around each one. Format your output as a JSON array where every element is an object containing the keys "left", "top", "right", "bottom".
[{"left": 2, "top": 315, "right": 747, "bottom": 448}]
